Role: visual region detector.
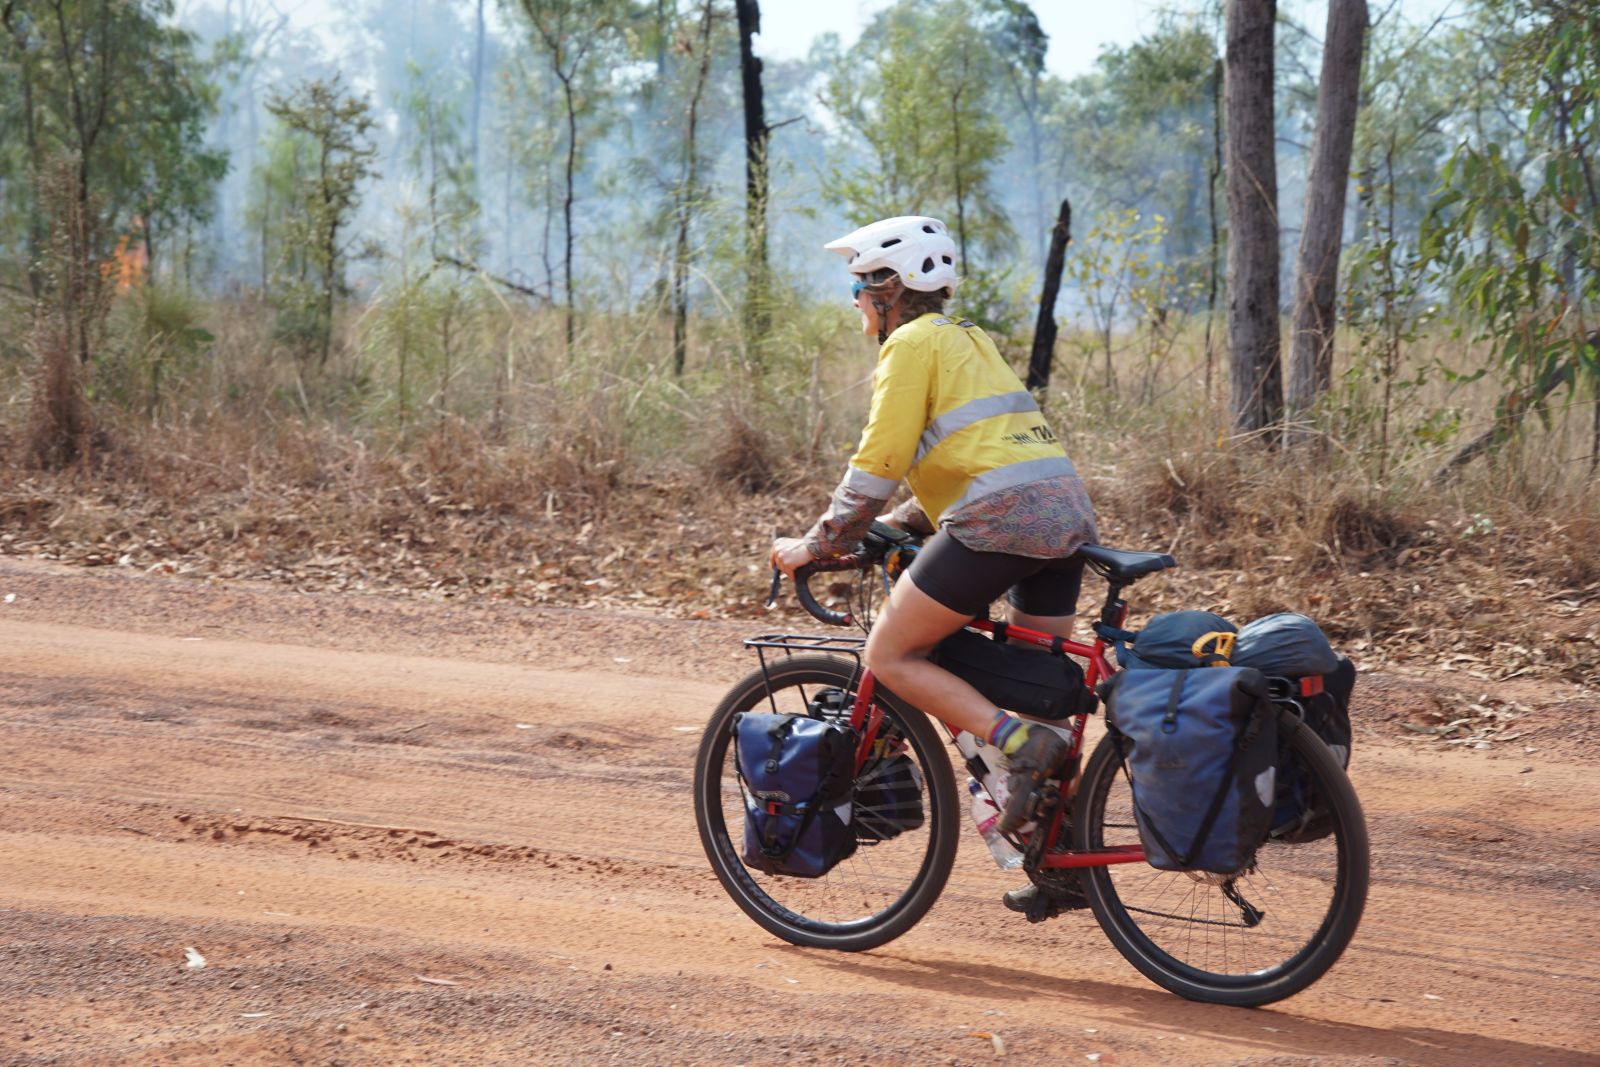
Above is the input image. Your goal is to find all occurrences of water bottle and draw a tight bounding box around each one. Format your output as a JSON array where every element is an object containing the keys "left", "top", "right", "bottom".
[
  {"left": 968, "top": 778, "right": 1024, "bottom": 870},
  {"left": 954, "top": 730, "right": 1011, "bottom": 811}
]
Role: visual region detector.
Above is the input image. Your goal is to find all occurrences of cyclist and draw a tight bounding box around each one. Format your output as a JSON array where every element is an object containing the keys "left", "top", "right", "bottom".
[{"left": 770, "top": 215, "right": 1099, "bottom": 918}]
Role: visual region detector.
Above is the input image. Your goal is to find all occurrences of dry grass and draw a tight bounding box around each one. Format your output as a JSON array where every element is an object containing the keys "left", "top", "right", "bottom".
[{"left": 0, "top": 295, "right": 1596, "bottom": 690}]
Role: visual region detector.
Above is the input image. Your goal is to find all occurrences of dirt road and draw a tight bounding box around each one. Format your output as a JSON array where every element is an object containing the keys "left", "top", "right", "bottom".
[{"left": 2, "top": 558, "right": 1596, "bottom": 1066}]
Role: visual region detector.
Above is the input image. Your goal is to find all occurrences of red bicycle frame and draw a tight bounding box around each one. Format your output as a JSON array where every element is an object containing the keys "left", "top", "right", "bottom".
[{"left": 845, "top": 613, "right": 1148, "bottom": 870}]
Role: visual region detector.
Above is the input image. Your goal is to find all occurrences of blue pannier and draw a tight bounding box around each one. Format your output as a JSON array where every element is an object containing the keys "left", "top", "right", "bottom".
[
  {"left": 1105, "top": 667, "right": 1278, "bottom": 874},
  {"left": 734, "top": 712, "right": 858, "bottom": 878}
]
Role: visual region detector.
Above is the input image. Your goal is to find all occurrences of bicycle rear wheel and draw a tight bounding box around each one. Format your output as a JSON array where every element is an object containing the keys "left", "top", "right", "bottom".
[
  {"left": 1074, "top": 706, "right": 1369, "bottom": 1006},
  {"left": 693, "top": 654, "right": 960, "bottom": 951}
]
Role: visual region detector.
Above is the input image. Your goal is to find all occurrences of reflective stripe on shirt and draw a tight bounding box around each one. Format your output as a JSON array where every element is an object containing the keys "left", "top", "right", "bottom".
[
  {"left": 915, "top": 390, "right": 1040, "bottom": 464},
  {"left": 843, "top": 465, "right": 900, "bottom": 498},
  {"left": 940, "top": 455, "right": 1082, "bottom": 519}
]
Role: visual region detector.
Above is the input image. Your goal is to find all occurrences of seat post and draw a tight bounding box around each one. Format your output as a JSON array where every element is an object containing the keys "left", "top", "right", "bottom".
[{"left": 1098, "top": 582, "right": 1128, "bottom": 631}]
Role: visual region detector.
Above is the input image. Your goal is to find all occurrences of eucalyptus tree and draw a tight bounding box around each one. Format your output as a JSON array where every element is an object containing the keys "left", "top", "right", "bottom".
[
  {"left": 820, "top": 0, "right": 1013, "bottom": 270},
  {"left": 1286, "top": 0, "right": 1367, "bottom": 437},
  {"left": 1224, "top": 0, "right": 1282, "bottom": 437},
  {"left": 1421, "top": 0, "right": 1600, "bottom": 479},
  {"left": 0, "top": 0, "right": 225, "bottom": 291},
  {"left": 511, "top": 0, "right": 629, "bottom": 356},
  {"left": 263, "top": 76, "right": 379, "bottom": 367}
]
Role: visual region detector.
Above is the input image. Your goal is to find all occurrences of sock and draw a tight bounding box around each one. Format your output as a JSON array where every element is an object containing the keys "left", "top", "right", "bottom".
[{"left": 986, "top": 712, "right": 1029, "bottom": 756}]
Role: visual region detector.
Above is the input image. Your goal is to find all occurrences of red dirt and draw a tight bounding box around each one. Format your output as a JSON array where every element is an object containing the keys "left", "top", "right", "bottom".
[{"left": 1, "top": 557, "right": 1596, "bottom": 1066}]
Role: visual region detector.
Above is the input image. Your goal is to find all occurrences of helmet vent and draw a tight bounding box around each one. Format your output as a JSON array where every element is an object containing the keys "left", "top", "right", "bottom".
[
  {"left": 922, "top": 224, "right": 936, "bottom": 233},
  {"left": 921, "top": 257, "right": 935, "bottom": 273},
  {"left": 880, "top": 237, "right": 901, "bottom": 247},
  {"left": 941, "top": 255, "right": 952, "bottom": 265}
]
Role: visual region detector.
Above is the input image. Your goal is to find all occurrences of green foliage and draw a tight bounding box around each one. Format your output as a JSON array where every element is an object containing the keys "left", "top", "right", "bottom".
[
  {"left": 1066, "top": 208, "right": 1191, "bottom": 397},
  {"left": 820, "top": 0, "right": 1014, "bottom": 270},
  {"left": 1052, "top": 16, "right": 1218, "bottom": 280},
  {"left": 100, "top": 284, "right": 213, "bottom": 418},
  {"left": 401, "top": 60, "right": 482, "bottom": 261},
  {"left": 262, "top": 76, "right": 379, "bottom": 366},
  {"left": 1419, "top": 1, "right": 1600, "bottom": 455},
  {"left": 0, "top": 0, "right": 226, "bottom": 284}
]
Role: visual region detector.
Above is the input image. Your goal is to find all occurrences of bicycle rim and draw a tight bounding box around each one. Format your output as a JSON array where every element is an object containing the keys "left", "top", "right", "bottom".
[
  {"left": 693, "top": 655, "right": 960, "bottom": 952},
  {"left": 1076, "top": 708, "right": 1369, "bottom": 1005}
]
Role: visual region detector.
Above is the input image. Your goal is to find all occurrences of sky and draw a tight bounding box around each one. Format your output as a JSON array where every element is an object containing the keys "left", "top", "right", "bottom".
[
  {"left": 256, "top": 0, "right": 1464, "bottom": 87},
  {"left": 754, "top": 0, "right": 1176, "bottom": 80}
]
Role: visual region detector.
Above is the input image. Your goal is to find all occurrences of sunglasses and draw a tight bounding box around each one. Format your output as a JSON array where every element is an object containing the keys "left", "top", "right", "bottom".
[{"left": 851, "top": 279, "right": 867, "bottom": 299}]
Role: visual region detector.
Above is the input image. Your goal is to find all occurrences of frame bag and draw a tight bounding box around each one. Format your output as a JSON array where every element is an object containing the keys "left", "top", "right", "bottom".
[
  {"left": 734, "top": 712, "right": 858, "bottom": 877},
  {"left": 1105, "top": 667, "right": 1278, "bottom": 874},
  {"left": 931, "top": 626, "right": 1095, "bottom": 721}
]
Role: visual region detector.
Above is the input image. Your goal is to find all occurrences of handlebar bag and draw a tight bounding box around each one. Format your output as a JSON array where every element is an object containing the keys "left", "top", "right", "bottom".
[
  {"left": 1118, "top": 610, "right": 1238, "bottom": 671},
  {"left": 733, "top": 712, "right": 858, "bottom": 878},
  {"left": 930, "top": 627, "right": 1095, "bottom": 721},
  {"left": 1266, "top": 655, "right": 1356, "bottom": 843},
  {"left": 1104, "top": 666, "right": 1278, "bottom": 875}
]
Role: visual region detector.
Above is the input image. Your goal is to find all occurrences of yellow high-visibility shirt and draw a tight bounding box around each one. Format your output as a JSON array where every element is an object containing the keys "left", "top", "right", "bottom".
[{"left": 840, "top": 313, "right": 1078, "bottom": 524}]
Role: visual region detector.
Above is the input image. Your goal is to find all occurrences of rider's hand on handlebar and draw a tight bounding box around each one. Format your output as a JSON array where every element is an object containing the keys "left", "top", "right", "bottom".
[{"left": 770, "top": 537, "right": 816, "bottom": 579}]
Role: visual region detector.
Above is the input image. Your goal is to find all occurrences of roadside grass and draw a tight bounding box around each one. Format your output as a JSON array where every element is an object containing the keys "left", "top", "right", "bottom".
[{"left": 0, "top": 294, "right": 1595, "bottom": 689}]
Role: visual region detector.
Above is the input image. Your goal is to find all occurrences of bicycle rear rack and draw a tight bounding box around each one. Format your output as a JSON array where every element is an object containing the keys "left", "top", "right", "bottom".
[
  {"left": 743, "top": 633, "right": 868, "bottom": 655},
  {"left": 743, "top": 633, "right": 868, "bottom": 702}
]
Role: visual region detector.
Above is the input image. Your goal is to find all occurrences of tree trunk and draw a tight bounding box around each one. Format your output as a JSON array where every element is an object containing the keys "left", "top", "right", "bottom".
[
  {"left": 1224, "top": 0, "right": 1283, "bottom": 438},
  {"left": 470, "top": 0, "right": 485, "bottom": 185},
  {"left": 1204, "top": 57, "right": 1222, "bottom": 403},
  {"left": 560, "top": 71, "right": 577, "bottom": 357},
  {"left": 951, "top": 85, "right": 968, "bottom": 273},
  {"left": 1287, "top": 0, "right": 1367, "bottom": 442},
  {"left": 672, "top": 0, "right": 715, "bottom": 378},
  {"left": 735, "top": 0, "right": 770, "bottom": 350},
  {"left": 1026, "top": 199, "right": 1070, "bottom": 393}
]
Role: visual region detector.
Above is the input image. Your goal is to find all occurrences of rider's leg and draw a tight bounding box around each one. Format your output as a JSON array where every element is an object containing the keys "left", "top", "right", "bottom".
[
  {"left": 999, "top": 554, "right": 1091, "bottom": 914},
  {"left": 865, "top": 536, "right": 1069, "bottom": 830},
  {"left": 861, "top": 574, "right": 1001, "bottom": 740}
]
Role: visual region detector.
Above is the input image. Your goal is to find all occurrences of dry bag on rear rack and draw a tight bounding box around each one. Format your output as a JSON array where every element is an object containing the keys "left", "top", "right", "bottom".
[
  {"left": 1232, "top": 613, "right": 1354, "bottom": 843},
  {"left": 734, "top": 712, "right": 858, "bottom": 877},
  {"left": 1104, "top": 666, "right": 1278, "bottom": 874},
  {"left": 1118, "top": 610, "right": 1238, "bottom": 671}
]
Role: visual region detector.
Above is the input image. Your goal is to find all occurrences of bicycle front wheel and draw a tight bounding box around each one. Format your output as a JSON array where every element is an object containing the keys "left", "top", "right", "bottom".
[
  {"left": 1074, "top": 706, "right": 1369, "bottom": 1006},
  {"left": 693, "top": 654, "right": 960, "bottom": 951}
]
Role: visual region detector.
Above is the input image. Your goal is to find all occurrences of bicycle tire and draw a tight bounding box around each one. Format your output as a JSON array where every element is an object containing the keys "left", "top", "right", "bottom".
[
  {"left": 1074, "top": 705, "right": 1369, "bottom": 1006},
  {"left": 693, "top": 654, "right": 960, "bottom": 951}
]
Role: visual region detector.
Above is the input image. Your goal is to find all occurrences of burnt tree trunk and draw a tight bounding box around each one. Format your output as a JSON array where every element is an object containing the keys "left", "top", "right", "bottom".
[
  {"left": 735, "top": 0, "right": 771, "bottom": 350},
  {"left": 1225, "top": 0, "right": 1283, "bottom": 438},
  {"left": 1287, "top": 0, "right": 1367, "bottom": 442},
  {"left": 1026, "top": 198, "right": 1071, "bottom": 393}
]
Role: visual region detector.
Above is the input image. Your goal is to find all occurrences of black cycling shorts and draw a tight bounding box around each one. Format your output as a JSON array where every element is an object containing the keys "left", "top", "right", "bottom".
[{"left": 905, "top": 529, "right": 1085, "bottom": 619}]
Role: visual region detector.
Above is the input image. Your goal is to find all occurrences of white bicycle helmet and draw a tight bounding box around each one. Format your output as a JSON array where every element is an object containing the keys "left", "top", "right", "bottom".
[{"left": 824, "top": 216, "right": 959, "bottom": 294}]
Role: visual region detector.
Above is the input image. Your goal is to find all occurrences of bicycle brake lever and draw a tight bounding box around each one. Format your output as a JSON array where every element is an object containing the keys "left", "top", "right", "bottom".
[{"left": 765, "top": 566, "right": 783, "bottom": 610}]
